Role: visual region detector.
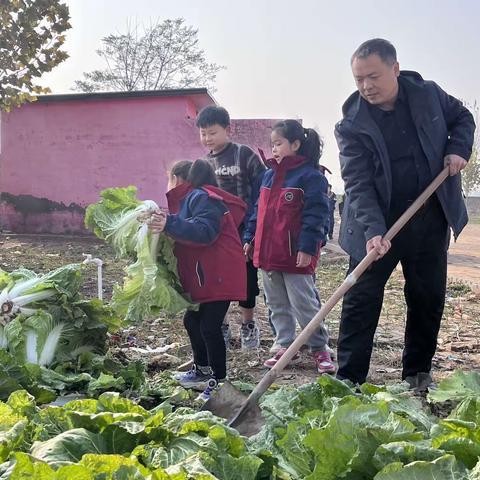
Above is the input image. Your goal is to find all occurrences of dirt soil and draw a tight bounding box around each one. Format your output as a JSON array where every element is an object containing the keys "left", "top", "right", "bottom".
[
  {"left": 1, "top": 232, "right": 479, "bottom": 389},
  {"left": 447, "top": 223, "right": 480, "bottom": 288}
]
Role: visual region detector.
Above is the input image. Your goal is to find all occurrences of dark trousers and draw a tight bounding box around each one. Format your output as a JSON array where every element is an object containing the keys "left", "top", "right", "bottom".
[
  {"left": 183, "top": 301, "right": 230, "bottom": 379},
  {"left": 329, "top": 211, "right": 335, "bottom": 238},
  {"left": 239, "top": 260, "right": 260, "bottom": 309},
  {"left": 337, "top": 196, "right": 449, "bottom": 384}
]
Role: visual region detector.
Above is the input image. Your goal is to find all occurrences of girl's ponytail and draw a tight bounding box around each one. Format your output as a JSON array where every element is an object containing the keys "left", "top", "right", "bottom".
[
  {"left": 187, "top": 159, "right": 218, "bottom": 188},
  {"left": 300, "top": 128, "right": 324, "bottom": 169},
  {"left": 272, "top": 120, "right": 324, "bottom": 169}
]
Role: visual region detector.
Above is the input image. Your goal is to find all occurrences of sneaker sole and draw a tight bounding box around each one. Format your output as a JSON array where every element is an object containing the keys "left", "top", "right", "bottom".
[
  {"left": 269, "top": 348, "right": 282, "bottom": 354},
  {"left": 264, "top": 357, "right": 301, "bottom": 368},
  {"left": 317, "top": 367, "right": 336, "bottom": 375},
  {"left": 178, "top": 380, "right": 210, "bottom": 391}
]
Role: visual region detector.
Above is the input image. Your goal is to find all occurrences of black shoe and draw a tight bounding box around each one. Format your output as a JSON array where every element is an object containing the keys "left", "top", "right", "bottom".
[{"left": 404, "top": 372, "right": 436, "bottom": 393}]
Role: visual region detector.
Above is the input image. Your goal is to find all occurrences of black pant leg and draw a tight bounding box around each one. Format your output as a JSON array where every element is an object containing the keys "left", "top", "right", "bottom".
[
  {"left": 329, "top": 211, "right": 335, "bottom": 237},
  {"left": 198, "top": 300, "right": 230, "bottom": 379},
  {"left": 183, "top": 306, "right": 209, "bottom": 368},
  {"left": 400, "top": 200, "right": 449, "bottom": 378},
  {"left": 337, "top": 251, "right": 399, "bottom": 384},
  {"left": 239, "top": 260, "right": 260, "bottom": 309}
]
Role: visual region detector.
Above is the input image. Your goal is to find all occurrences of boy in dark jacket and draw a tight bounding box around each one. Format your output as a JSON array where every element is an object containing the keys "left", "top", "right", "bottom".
[{"left": 196, "top": 106, "right": 266, "bottom": 349}]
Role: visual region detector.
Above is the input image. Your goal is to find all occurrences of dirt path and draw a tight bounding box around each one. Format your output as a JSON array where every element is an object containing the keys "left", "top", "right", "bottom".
[
  {"left": 448, "top": 223, "right": 480, "bottom": 288},
  {"left": 328, "top": 219, "right": 480, "bottom": 288}
]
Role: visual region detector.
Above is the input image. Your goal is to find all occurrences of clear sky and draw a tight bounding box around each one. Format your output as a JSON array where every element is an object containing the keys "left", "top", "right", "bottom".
[{"left": 42, "top": 0, "right": 480, "bottom": 192}]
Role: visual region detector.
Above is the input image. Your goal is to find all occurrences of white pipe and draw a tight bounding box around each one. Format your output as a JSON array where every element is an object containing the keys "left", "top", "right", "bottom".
[{"left": 82, "top": 254, "right": 104, "bottom": 300}]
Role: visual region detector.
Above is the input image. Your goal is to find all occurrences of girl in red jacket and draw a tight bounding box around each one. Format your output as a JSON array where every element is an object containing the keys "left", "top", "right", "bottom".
[
  {"left": 148, "top": 159, "right": 246, "bottom": 401},
  {"left": 244, "top": 120, "right": 335, "bottom": 374}
]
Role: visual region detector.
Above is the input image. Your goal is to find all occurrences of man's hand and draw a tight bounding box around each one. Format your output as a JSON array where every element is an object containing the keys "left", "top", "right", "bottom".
[
  {"left": 296, "top": 251, "right": 312, "bottom": 268},
  {"left": 243, "top": 243, "right": 253, "bottom": 261},
  {"left": 444, "top": 154, "right": 467, "bottom": 176},
  {"left": 366, "top": 235, "right": 391, "bottom": 260},
  {"left": 148, "top": 212, "right": 167, "bottom": 233}
]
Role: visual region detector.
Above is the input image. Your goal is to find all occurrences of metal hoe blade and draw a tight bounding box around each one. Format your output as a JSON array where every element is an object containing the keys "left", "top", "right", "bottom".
[{"left": 201, "top": 381, "right": 264, "bottom": 436}]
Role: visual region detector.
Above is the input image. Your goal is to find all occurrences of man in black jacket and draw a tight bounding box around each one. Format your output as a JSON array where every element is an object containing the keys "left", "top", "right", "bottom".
[{"left": 335, "top": 38, "right": 475, "bottom": 389}]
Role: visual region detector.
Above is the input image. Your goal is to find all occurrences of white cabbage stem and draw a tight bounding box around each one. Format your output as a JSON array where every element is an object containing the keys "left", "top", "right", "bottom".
[
  {"left": 25, "top": 320, "right": 68, "bottom": 366},
  {"left": 0, "top": 326, "right": 7, "bottom": 349},
  {"left": 38, "top": 323, "right": 66, "bottom": 366},
  {"left": 8, "top": 276, "right": 41, "bottom": 299},
  {"left": 105, "top": 201, "right": 159, "bottom": 243},
  {"left": 18, "top": 307, "right": 37, "bottom": 317},
  {"left": 0, "top": 287, "right": 9, "bottom": 306},
  {"left": 150, "top": 232, "right": 161, "bottom": 260},
  {"left": 13, "top": 289, "right": 56, "bottom": 307}
]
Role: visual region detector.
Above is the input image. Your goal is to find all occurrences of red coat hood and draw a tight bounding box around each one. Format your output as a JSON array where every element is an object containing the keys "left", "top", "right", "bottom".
[
  {"left": 165, "top": 182, "right": 246, "bottom": 304},
  {"left": 166, "top": 182, "right": 246, "bottom": 228}
]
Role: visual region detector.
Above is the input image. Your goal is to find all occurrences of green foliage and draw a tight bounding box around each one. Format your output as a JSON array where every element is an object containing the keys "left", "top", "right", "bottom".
[
  {"left": 0, "top": 0, "right": 71, "bottom": 111},
  {"left": 86, "top": 186, "right": 195, "bottom": 323},
  {"left": 248, "top": 374, "right": 480, "bottom": 480},
  {"left": 374, "top": 454, "right": 470, "bottom": 480},
  {"left": 0, "top": 264, "right": 122, "bottom": 369},
  {"left": 428, "top": 371, "right": 480, "bottom": 404},
  {"left": 1, "top": 371, "right": 480, "bottom": 477},
  {"left": 0, "top": 393, "right": 266, "bottom": 479}
]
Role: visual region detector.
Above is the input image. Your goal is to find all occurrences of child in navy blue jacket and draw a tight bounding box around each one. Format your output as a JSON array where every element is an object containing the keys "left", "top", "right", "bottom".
[
  {"left": 244, "top": 120, "right": 335, "bottom": 374},
  {"left": 148, "top": 159, "right": 246, "bottom": 401}
]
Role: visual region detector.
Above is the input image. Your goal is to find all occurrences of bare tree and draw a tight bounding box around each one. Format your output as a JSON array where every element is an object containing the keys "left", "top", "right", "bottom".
[
  {"left": 462, "top": 102, "right": 480, "bottom": 197},
  {"left": 73, "top": 18, "right": 224, "bottom": 93}
]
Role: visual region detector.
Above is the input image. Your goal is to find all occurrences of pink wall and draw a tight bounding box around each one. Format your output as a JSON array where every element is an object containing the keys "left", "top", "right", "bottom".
[
  {"left": 0, "top": 95, "right": 208, "bottom": 233},
  {"left": 231, "top": 119, "right": 279, "bottom": 160},
  {"left": 0, "top": 97, "right": 278, "bottom": 234}
]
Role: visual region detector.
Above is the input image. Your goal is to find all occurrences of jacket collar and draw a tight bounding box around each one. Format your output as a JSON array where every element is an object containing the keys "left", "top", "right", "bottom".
[
  {"left": 208, "top": 142, "right": 233, "bottom": 158},
  {"left": 367, "top": 81, "right": 407, "bottom": 122},
  {"left": 342, "top": 70, "right": 428, "bottom": 128},
  {"left": 265, "top": 155, "right": 310, "bottom": 170},
  {"left": 166, "top": 182, "right": 193, "bottom": 213}
]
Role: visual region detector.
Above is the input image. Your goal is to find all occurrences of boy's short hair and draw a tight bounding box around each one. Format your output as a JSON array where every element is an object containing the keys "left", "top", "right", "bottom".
[{"left": 196, "top": 105, "right": 230, "bottom": 129}]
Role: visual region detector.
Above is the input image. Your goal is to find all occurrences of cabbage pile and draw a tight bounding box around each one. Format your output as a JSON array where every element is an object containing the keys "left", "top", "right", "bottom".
[
  {"left": 85, "top": 186, "right": 194, "bottom": 323},
  {"left": 0, "top": 264, "right": 121, "bottom": 369}
]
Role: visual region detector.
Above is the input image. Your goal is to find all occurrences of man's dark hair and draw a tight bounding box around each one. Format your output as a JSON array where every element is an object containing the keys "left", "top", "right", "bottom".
[
  {"left": 196, "top": 105, "right": 230, "bottom": 128},
  {"left": 351, "top": 38, "right": 397, "bottom": 66}
]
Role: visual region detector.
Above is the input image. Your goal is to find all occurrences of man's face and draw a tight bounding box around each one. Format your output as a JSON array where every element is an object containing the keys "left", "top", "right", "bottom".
[
  {"left": 199, "top": 124, "right": 230, "bottom": 154},
  {"left": 351, "top": 54, "right": 399, "bottom": 110}
]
